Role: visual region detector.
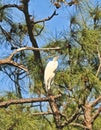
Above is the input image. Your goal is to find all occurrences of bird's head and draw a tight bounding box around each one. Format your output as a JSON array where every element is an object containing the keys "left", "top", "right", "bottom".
[{"left": 53, "top": 56, "right": 59, "bottom": 61}]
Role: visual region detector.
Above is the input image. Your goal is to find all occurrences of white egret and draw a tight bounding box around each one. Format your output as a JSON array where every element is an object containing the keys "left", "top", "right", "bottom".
[{"left": 44, "top": 56, "right": 59, "bottom": 92}]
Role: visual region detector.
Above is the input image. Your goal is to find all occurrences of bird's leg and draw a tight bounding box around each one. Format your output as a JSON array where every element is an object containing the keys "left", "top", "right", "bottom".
[
  {"left": 50, "top": 78, "right": 54, "bottom": 86},
  {"left": 50, "top": 73, "right": 55, "bottom": 86},
  {"left": 47, "top": 78, "right": 51, "bottom": 90},
  {"left": 48, "top": 73, "right": 55, "bottom": 90}
]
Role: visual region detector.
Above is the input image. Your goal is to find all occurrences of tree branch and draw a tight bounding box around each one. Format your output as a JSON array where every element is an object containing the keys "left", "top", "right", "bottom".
[
  {"left": 34, "top": 10, "right": 58, "bottom": 24},
  {"left": 9, "top": 46, "right": 61, "bottom": 59},
  {"left": 0, "top": 57, "right": 28, "bottom": 72},
  {"left": 0, "top": 94, "right": 61, "bottom": 108},
  {"left": 48, "top": 95, "right": 61, "bottom": 128},
  {"left": 0, "top": 4, "right": 24, "bottom": 11},
  {"left": 90, "top": 96, "right": 101, "bottom": 107},
  {"left": 0, "top": 47, "right": 60, "bottom": 71}
]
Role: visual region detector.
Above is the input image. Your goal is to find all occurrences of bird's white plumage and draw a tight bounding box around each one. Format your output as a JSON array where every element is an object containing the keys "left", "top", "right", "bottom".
[{"left": 44, "top": 56, "right": 59, "bottom": 91}]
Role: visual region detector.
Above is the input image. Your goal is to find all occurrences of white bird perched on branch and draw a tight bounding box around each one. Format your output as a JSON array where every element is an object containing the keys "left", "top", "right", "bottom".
[{"left": 44, "top": 56, "right": 59, "bottom": 92}]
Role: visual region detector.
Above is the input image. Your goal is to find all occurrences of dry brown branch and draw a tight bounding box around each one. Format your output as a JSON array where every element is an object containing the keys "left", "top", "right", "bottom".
[
  {"left": 0, "top": 94, "right": 61, "bottom": 108},
  {"left": 0, "top": 57, "right": 28, "bottom": 72},
  {"left": 10, "top": 46, "right": 60, "bottom": 58}
]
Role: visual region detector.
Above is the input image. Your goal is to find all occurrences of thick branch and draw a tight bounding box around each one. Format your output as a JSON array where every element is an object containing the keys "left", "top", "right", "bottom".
[
  {"left": 0, "top": 57, "right": 28, "bottom": 71},
  {"left": 49, "top": 95, "right": 61, "bottom": 128},
  {"left": 0, "top": 94, "right": 61, "bottom": 108}
]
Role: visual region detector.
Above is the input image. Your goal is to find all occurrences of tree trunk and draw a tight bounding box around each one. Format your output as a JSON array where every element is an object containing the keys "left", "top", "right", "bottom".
[{"left": 84, "top": 103, "right": 92, "bottom": 130}]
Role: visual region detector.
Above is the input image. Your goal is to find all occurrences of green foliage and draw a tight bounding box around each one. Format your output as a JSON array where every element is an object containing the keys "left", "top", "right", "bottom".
[
  {"left": 93, "top": 115, "right": 101, "bottom": 130},
  {"left": 0, "top": 106, "right": 50, "bottom": 130},
  {"left": 80, "top": 29, "right": 101, "bottom": 54}
]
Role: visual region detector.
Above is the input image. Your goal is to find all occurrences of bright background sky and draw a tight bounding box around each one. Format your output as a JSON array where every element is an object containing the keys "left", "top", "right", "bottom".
[{"left": 29, "top": 0, "right": 75, "bottom": 46}]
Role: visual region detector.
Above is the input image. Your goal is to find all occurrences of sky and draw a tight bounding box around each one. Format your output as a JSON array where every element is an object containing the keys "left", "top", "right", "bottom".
[
  {"left": 29, "top": 0, "right": 70, "bottom": 31},
  {"left": 28, "top": 0, "right": 74, "bottom": 46}
]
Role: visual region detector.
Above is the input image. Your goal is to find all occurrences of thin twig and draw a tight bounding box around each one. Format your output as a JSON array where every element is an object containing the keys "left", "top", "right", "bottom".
[
  {"left": 34, "top": 10, "right": 58, "bottom": 24},
  {"left": 32, "top": 112, "right": 53, "bottom": 116}
]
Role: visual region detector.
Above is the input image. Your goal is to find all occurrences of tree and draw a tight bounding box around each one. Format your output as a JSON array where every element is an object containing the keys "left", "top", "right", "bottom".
[{"left": 0, "top": 0, "right": 101, "bottom": 130}]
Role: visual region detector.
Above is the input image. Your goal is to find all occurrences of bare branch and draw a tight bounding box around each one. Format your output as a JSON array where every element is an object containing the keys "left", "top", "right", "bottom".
[
  {"left": 10, "top": 47, "right": 61, "bottom": 58},
  {"left": 90, "top": 96, "right": 101, "bottom": 107},
  {"left": 9, "top": 46, "right": 61, "bottom": 59},
  {"left": 34, "top": 10, "right": 58, "bottom": 24},
  {"left": 0, "top": 94, "right": 61, "bottom": 108},
  {"left": 0, "top": 57, "right": 28, "bottom": 72},
  {"left": 0, "top": 4, "right": 23, "bottom": 11}
]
